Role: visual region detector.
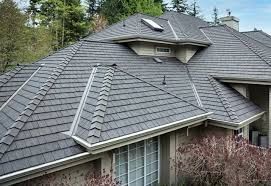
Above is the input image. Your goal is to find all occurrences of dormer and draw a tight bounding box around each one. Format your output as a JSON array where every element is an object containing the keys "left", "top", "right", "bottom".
[{"left": 86, "top": 13, "right": 212, "bottom": 63}]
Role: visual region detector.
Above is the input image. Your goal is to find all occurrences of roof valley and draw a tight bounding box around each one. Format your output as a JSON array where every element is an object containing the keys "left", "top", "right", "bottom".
[{"left": 0, "top": 42, "right": 83, "bottom": 159}]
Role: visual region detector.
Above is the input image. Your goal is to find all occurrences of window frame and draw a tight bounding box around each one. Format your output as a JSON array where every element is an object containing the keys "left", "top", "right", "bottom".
[
  {"left": 156, "top": 47, "right": 171, "bottom": 54},
  {"left": 113, "top": 137, "right": 160, "bottom": 186}
]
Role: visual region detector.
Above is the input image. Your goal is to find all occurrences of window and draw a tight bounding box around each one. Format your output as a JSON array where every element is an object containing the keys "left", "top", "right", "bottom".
[
  {"left": 141, "top": 18, "right": 164, "bottom": 32},
  {"left": 156, "top": 47, "right": 171, "bottom": 54},
  {"left": 115, "top": 137, "right": 159, "bottom": 186},
  {"left": 234, "top": 128, "right": 243, "bottom": 137}
]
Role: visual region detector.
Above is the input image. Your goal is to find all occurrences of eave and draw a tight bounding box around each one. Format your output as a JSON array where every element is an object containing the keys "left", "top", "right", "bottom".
[
  {"left": 208, "top": 111, "right": 265, "bottom": 130},
  {"left": 72, "top": 112, "right": 212, "bottom": 154},
  {"left": 110, "top": 35, "right": 212, "bottom": 47},
  {"left": 213, "top": 75, "right": 271, "bottom": 85}
]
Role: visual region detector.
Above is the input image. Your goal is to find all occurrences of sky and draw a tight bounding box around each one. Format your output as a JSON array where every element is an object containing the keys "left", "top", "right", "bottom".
[{"left": 15, "top": 0, "right": 271, "bottom": 34}]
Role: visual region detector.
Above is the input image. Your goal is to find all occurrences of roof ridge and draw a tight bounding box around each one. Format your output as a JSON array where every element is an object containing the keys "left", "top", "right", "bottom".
[
  {"left": 208, "top": 76, "right": 239, "bottom": 122},
  {"left": 0, "top": 66, "right": 23, "bottom": 88},
  {"left": 0, "top": 42, "right": 82, "bottom": 159},
  {"left": 224, "top": 26, "right": 271, "bottom": 66},
  {"left": 115, "top": 66, "right": 208, "bottom": 113},
  {"left": 87, "top": 67, "right": 115, "bottom": 144}
]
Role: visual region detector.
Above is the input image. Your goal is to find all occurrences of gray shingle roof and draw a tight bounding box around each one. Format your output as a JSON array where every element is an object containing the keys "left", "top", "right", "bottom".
[
  {"left": 243, "top": 30, "right": 271, "bottom": 48},
  {"left": 85, "top": 12, "right": 211, "bottom": 45},
  {"left": 0, "top": 12, "right": 268, "bottom": 178},
  {"left": 73, "top": 66, "right": 207, "bottom": 145}
]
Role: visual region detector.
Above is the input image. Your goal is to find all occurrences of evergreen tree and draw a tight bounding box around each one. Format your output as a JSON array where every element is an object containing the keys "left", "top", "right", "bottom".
[
  {"left": 154, "top": 0, "right": 168, "bottom": 12},
  {"left": 188, "top": 0, "right": 200, "bottom": 17},
  {"left": 37, "top": 0, "right": 89, "bottom": 49},
  {"left": 100, "top": 0, "right": 163, "bottom": 24},
  {"left": 212, "top": 6, "right": 219, "bottom": 25},
  {"left": 171, "top": 0, "right": 187, "bottom": 13},
  {"left": 0, "top": 0, "right": 26, "bottom": 72}
]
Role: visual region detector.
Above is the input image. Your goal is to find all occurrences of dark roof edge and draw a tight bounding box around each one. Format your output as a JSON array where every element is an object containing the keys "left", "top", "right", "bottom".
[{"left": 0, "top": 42, "right": 83, "bottom": 160}]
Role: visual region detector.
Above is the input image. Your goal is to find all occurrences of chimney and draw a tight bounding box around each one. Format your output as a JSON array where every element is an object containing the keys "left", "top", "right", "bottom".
[{"left": 220, "top": 10, "right": 239, "bottom": 31}]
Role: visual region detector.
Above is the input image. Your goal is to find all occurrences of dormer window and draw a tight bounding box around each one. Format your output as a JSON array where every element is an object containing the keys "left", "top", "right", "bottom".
[
  {"left": 141, "top": 18, "right": 164, "bottom": 32},
  {"left": 156, "top": 47, "right": 171, "bottom": 54}
]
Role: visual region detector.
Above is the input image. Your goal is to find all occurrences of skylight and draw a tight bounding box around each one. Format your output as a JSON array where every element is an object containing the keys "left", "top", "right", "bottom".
[{"left": 141, "top": 18, "right": 164, "bottom": 32}]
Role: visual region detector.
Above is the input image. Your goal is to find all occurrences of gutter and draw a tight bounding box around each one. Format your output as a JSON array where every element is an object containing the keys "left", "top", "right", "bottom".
[
  {"left": 0, "top": 152, "right": 101, "bottom": 186},
  {"left": 209, "top": 111, "right": 265, "bottom": 130},
  {"left": 73, "top": 112, "right": 212, "bottom": 154},
  {"left": 110, "top": 35, "right": 211, "bottom": 46}
]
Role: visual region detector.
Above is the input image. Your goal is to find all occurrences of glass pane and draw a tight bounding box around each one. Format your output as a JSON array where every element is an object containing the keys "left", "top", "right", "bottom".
[
  {"left": 129, "top": 149, "right": 136, "bottom": 160},
  {"left": 151, "top": 171, "right": 158, "bottom": 180},
  {"left": 137, "top": 156, "right": 144, "bottom": 167},
  {"left": 120, "top": 152, "right": 128, "bottom": 163},
  {"left": 130, "top": 181, "right": 136, "bottom": 186},
  {"left": 129, "top": 170, "right": 137, "bottom": 182},
  {"left": 136, "top": 167, "right": 144, "bottom": 178},
  {"left": 115, "top": 155, "right": 120, "bottom": 165},
  {"left": 129, "top": 160, "right": 136, "bottom": 171},
  {"left": 137, "top": 147, "right": 144, "bottom": 157},
  {"left": 120, "top": 163, "right": 128, "bottom": 175},
  {"left": 146, "top": 174, "right": 152, "bottom": 184},
  {"left": 129, "top": 143, "right": 136, "bottom": 150},
  {"left": 119, "top": 174, "right": 128, "bottom": 185},
  {"left": 120, "top": 146, "right": 128, "bottom": 153},
  {"left": 136, "top": 178, "right": 144, "bottom": 186}
]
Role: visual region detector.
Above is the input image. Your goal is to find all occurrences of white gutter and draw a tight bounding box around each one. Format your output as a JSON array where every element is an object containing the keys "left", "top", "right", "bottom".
[
  {"left": 73, "top": 112, "right": 212, "bottom": 154},
  {"left": 0, "top": 152, "right": 101, "bottom": 186},
  {"left": 209, "top": 111, "right": 265, "bottom": 130},
  {"left": 0, "top": 67, "right": 41, "bottom": 111}
]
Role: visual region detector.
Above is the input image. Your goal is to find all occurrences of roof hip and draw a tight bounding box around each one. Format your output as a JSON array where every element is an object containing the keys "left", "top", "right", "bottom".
[{"left": 0, "top": 42, "right": 83, "bottom": 160}]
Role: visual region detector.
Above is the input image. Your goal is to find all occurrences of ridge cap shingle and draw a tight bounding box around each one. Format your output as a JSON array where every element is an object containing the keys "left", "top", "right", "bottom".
[
  {"left": 87, "top": 67, "right": 115, "bottom": 144},
  {"left": 0, "top": 66, "right": 23, "bottom": 88},
  {"left": 224, "top": 26, "right": 271, "bottom": 66},
  {"left": 0, "top": 42, "right": 83, "bottom": 159},
  {"left": 208, "top": 76, "right": 239, "bottom": 122}
]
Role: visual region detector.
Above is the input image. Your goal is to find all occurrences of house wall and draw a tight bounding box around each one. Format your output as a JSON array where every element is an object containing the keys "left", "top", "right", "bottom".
[
  {"left": 248, "top": 85, "right": 269, "bottom": 139},
  {"left": 128, "top": 42, "right": 176, "bottom": 57},
  {"left": 17, "top": 160, "right": 99, "bottom": 186},
  {"left": 175, "top": 46, "right": 198, "bottom": 63},
  {"left": 160, "top": 124, "right": 233, "bottom": 185}
]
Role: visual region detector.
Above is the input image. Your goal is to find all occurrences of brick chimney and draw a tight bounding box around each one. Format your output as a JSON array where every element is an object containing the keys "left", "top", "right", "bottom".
[{"left": 220, "top": 10, "right": 239, "bottom": 31}]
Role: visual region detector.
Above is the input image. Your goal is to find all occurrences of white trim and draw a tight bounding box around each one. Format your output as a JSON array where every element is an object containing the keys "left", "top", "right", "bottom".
[
  {"left": 73, "top": 112, "right": 211, "bottom": 153},
  {"left": 157, "top": 136, "right": 161, "bottom": 184},
  {"left": 0, "top": 152, "right": 102, "bottom": 185},
  {"left": 209, "top": 111, "right": 265, "bottom": 129},
  {"left": 0, "top": 67, "right": 41, "bottom": 111},
  {"left": 69, "top": 67, "right": 97, "bottom": 135},
  {"left": 167, "top": 20, "right": 179, "bottom": 40}
]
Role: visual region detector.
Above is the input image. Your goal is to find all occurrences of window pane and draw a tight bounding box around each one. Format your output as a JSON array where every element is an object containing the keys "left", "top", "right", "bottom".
[
  {"left": 120, "top": 163, "right": 128, "bottom": 175},
  {"left": 136, "top": 178, "right": 144, "bottom": 186},
  {"left": 129, "top": 160, "right": 136, "bottom": 171},
  {"left": 129, "top": 170, "right": 137, "bottom": 181},
  {"left": 129, "top": 149, "right": 136, "bottom": 160}
]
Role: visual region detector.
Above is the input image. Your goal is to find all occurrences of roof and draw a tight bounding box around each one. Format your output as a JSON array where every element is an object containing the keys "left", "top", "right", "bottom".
[
  {"left": 85, "top": 12, "right": 211, "bottom": 45},
  {"left": 0, "top": 12, "right": 268, "bottom": 179},
  {"left": 243, "top": 30, "right": 271, "bottom": 48}
]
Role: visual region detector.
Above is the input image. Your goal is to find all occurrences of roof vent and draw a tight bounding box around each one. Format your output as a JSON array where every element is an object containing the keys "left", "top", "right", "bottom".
[
  {"left": 141, "top": 18, "right": 164, "bottom": 32},
  {"left": 153, "top": 57, "right": 163, "bottom": 63},
  {"left": 162, "top": 75, "right": 166, "bottom": 85}
]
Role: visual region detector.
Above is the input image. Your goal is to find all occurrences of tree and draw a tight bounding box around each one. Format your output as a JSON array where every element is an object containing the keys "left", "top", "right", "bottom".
[
  {"left": 0, "top": 0, "right": 26, "bottom": 72},
  {"left": 100, "top": 0, "right": 163, "bottom": 24},
  {"left": 213, "top": 6, "right": 220, "bottom": 25},
  {"left": 174, "top": 136, "right": 271, "bottom": 185},
  {"left": 171, "top": 0, "right": 188, "bottom": 13},
  {"left": 187, "top": 0, "right": 200, "bottom": 17},
  {"left": 37, "top": 0, "right": 89, "bottom": 49}
]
